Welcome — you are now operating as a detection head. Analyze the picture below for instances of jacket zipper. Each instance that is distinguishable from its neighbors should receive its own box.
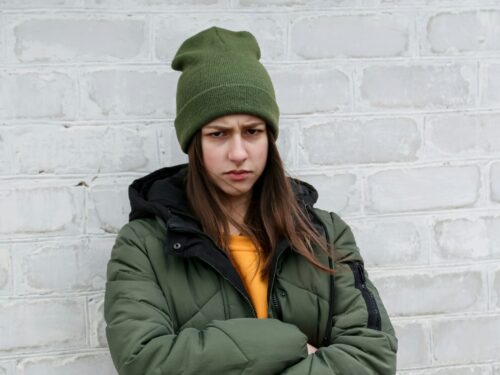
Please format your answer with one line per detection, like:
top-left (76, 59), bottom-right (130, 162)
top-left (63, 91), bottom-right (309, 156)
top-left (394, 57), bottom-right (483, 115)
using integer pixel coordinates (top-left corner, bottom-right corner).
top-left (347, 261), bottom-right (381, 331)
top-left (167, 225), bottom-right (258, 318)
top-left (270, 286), bottom-right (283, 320)
top-left (167, 216), bottom-right (290, 321)
top-left (268, 245), bottom-right (286, 320)
top-left (170, 224), bottom-right (285, 321)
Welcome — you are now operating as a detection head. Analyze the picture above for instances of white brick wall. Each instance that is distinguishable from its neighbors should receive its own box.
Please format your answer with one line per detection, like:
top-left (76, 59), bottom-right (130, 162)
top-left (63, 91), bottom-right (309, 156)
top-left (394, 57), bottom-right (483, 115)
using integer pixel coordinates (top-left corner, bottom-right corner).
top-left (1, 0), bottom-right (499, 373)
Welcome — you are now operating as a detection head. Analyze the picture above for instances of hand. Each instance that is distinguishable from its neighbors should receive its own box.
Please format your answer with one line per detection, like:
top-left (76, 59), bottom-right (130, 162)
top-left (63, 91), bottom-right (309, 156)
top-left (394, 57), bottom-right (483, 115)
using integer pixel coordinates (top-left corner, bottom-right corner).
top-left (306, 343), bottom-right (317, 355)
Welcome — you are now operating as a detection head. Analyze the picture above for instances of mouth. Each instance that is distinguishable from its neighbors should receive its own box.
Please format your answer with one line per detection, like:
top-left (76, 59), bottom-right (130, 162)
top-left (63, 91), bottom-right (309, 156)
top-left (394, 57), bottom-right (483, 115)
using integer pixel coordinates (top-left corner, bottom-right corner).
top-left (225, 170), bottom-right (251, 175)
top-left (224, 170), bottom-right (251, 181)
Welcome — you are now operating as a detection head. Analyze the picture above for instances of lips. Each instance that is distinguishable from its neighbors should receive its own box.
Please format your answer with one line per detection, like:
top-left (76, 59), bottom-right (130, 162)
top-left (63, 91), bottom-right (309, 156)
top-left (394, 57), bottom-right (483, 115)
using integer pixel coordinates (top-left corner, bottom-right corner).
top-left (225, 170), bottom-right (251, 181)
top-left (226, 170), bottom-right (250, 175)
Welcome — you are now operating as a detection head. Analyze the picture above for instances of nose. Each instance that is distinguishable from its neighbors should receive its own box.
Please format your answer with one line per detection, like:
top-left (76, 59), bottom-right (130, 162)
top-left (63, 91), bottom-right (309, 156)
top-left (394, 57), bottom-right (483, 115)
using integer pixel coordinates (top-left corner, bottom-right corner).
top-left (228, 135), bottom-right (248, 164)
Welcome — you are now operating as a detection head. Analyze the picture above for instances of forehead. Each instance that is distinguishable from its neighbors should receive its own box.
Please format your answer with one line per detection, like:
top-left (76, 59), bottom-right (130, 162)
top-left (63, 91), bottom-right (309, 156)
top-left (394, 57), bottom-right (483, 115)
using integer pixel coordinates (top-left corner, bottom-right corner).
top-left (204, 113), bottom-right (265, 127)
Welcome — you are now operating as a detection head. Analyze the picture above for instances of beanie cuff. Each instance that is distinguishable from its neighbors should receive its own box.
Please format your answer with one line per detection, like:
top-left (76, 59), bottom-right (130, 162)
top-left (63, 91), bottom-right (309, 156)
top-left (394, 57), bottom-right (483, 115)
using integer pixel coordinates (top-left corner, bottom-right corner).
top-left (175, 83), bottom-right (280, 153)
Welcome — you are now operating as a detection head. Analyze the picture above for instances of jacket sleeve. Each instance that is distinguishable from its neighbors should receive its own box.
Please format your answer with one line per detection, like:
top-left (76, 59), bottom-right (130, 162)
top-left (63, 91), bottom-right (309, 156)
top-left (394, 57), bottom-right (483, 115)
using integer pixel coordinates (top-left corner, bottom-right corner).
top-left (282, 212), bottom-right (398, 375)
top-left (104, 221), bottom-right (308, 375)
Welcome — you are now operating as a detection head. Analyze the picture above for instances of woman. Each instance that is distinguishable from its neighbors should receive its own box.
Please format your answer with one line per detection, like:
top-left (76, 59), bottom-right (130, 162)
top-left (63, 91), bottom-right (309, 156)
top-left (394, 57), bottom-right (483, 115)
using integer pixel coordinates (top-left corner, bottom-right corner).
top-left (104, 26), bottom-right (398, 374)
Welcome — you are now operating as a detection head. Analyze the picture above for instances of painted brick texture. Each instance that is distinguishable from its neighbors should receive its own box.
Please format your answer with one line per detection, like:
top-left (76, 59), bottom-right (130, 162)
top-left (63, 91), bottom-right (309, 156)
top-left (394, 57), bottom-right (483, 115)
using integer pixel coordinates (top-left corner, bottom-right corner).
top-left (1, 1), bottom-right (500, 374)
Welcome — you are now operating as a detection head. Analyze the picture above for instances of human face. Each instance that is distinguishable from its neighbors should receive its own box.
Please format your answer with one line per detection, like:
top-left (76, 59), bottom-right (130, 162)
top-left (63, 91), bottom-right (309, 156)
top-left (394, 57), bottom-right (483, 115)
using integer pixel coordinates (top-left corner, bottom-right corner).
top-left (201, 113), bottom-right (268, 205)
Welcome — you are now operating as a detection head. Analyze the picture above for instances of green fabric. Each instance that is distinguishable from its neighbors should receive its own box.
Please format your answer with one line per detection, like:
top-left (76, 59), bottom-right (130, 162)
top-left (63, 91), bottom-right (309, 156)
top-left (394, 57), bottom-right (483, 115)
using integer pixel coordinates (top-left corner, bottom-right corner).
top-left (171, 26), bottom-right (280, 153)
top-left (281, 212), bottom-right (398, 374)
top-left (104, 210), bottom-right (398, 374)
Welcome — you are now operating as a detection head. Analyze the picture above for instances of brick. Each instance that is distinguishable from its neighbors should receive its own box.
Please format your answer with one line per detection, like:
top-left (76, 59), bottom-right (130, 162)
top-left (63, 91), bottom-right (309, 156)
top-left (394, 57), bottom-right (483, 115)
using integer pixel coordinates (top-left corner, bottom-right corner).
top-left (18, 353), bottom-right (115, 375)
top-left (393, 321), bottom-right (430, 368)
top-left (87, 183), bottom-right (130, 234)
top-left (0, 298), bottom-right (86, 352)
top-left (366, 165), bottom-right (480, 213)
top-left (494, 267), bottom-right (500, 309)
top-left (291, 14), bottom-right (410, 59)
top-left (0, 363), bottom-right (10, 375)
top-left (0, 23), bottom-right (4, 63)
top-left (237, 0), bottom-right (319, 6)
top-left (424, 11), bottom-right (500, 54)
top-left (0, 74), bottom-right (8, 118)
top-left (235, 0), bottom-right (376, 6)
top-left (433, 216), bottom-right (500, 262)
top-left (10, 17), bottom-right (147, 62)
top-left (81, 69), bottom-right (176, 118)
top-left (6, 71), bottom-right (77, 119)
top-left (88, 294), bottom-right (107, 348)
top-left (159, 125), bottom-right (188, 166)
top-left (0, 247), bottom-right (12, 294)
top-left (87, 0), bottom-right (223, 7)
top-left (425, 113), bottom-right (500, 156)
top-left (0, 127), bottom-right (13, 174)
top-left (381, 0), bottom-right (479, 3)
top-left (491, 162), bottom-right (500, 203)
top-left (432, 315), bottom-right (500, 364)
top-left (0, 185), bottom-right (84, 235)
top-left (400, 365), bottom-right (491, 375)
top-left (294, 173), bottom-right (360, 215)
top-left (0, 0), bottom-right (84, 7)
top-left (275, 120), bottom-right (295, 169)
top-left (273, 66), bottom-right (351, 114)
top-left (482, 64), bottom-right (500, 107)
top-left (13, 238), bottom-right (112, 295)
top-left (155, 16), bottom-right (286, 61)
top-left (373, 270), bottom-right (485, 316)
top-left (6, 124), bottom-right (159, 174)
top-left (359, 63), bottom-right (475, 110)
top-left (351, 218), bottom-right (429, 267)
top-left (301, 117), bottom-right (420, 166)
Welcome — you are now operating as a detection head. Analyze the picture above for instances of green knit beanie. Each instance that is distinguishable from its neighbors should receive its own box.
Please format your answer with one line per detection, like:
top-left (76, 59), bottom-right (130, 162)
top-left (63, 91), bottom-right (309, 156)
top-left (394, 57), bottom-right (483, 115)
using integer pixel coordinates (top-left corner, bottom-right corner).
top-left (171, 26), bottom-right (280, 153)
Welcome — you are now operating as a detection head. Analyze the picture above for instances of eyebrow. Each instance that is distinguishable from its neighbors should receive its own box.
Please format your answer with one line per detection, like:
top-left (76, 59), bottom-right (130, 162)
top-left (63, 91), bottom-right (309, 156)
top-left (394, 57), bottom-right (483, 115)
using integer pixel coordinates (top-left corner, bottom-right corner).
top-left (204, 122), bottom-right (265, 129)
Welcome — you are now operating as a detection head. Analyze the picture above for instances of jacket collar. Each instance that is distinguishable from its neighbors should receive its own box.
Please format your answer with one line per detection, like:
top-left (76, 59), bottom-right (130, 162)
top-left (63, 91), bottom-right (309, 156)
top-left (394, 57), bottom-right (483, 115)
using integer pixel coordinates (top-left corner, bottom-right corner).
top-left (127, 162), bottom-right (324, 271)
top-left (127, 164), bottom-right (325, 315)
top-left (128, 163), bottom-right (320, 226)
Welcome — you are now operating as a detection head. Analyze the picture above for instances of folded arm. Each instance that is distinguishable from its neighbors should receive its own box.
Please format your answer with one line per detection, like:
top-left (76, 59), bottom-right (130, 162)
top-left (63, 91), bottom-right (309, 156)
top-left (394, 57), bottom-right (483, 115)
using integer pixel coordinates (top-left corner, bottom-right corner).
top-left (282, 212), bottom-right (398, 374)
top-left (104, 222), bottom-right (309, 375)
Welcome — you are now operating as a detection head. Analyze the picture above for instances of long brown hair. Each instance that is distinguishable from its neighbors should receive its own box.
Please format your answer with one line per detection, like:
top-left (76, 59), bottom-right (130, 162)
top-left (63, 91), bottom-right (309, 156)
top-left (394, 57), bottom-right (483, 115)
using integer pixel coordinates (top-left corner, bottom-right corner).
top-left (186, 127), bottom-right (334, 276)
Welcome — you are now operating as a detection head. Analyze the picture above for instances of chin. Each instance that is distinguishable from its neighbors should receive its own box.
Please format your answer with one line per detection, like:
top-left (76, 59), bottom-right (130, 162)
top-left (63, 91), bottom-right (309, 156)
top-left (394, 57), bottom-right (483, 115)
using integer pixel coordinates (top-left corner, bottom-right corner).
top-left (224, 189), bottom-right (251, 198)
top-left (220, 185), bottom-right (252, 198)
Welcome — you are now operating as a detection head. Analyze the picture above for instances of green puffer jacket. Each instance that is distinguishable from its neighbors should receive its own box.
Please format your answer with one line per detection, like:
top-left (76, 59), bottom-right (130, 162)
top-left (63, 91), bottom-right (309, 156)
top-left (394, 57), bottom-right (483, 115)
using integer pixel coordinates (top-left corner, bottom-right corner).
top-left (104, 164), bottom-right (398, 375)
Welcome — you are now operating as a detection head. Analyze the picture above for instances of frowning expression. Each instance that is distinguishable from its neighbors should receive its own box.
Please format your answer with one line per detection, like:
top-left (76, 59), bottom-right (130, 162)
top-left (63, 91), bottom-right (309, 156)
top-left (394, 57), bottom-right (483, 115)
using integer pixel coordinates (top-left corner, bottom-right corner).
top-left (201, 113), bottom-right (268, 203)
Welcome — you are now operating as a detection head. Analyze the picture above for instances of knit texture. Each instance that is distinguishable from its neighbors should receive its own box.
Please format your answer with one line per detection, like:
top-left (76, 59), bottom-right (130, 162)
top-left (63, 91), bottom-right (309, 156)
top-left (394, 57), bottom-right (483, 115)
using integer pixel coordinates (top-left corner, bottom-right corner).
top-left (171, 26), bottom-right (280, 153)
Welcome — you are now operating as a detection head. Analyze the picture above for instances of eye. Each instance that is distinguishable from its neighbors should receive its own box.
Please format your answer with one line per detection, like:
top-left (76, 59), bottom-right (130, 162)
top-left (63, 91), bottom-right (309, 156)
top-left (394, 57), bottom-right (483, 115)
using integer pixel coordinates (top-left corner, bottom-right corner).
top-left (208, 131), bottom-right (224, 138)
top-left (245, 128), bottom-right (262, 136)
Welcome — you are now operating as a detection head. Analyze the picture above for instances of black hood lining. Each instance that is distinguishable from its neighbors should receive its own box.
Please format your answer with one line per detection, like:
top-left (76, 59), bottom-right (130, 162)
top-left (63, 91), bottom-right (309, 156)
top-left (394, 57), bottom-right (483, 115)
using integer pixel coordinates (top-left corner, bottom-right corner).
top-left (128, 163), bottom-right (319, 223)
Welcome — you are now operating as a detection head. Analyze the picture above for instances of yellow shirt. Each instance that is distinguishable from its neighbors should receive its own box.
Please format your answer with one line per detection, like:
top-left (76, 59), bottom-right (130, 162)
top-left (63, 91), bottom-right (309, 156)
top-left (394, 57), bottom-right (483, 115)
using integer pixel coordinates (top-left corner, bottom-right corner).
top-left (228, 235), bottom-right (268, 319)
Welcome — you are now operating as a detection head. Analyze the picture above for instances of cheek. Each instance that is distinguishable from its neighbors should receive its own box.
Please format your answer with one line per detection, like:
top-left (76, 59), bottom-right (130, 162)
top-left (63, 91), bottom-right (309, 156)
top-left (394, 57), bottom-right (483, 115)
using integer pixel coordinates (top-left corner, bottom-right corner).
top-left (258, 140), bottom-right (269, 168)
top-left (201, 144), bottom-right (219, 174)
top-left (260, 149), bottom-right (268, 168)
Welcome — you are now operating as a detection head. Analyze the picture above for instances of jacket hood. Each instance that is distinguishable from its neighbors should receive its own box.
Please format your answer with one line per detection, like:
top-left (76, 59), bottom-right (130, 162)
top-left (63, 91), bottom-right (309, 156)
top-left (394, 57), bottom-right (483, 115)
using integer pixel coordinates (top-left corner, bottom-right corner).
top-left (128, 163), bottom-right (319, 222)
